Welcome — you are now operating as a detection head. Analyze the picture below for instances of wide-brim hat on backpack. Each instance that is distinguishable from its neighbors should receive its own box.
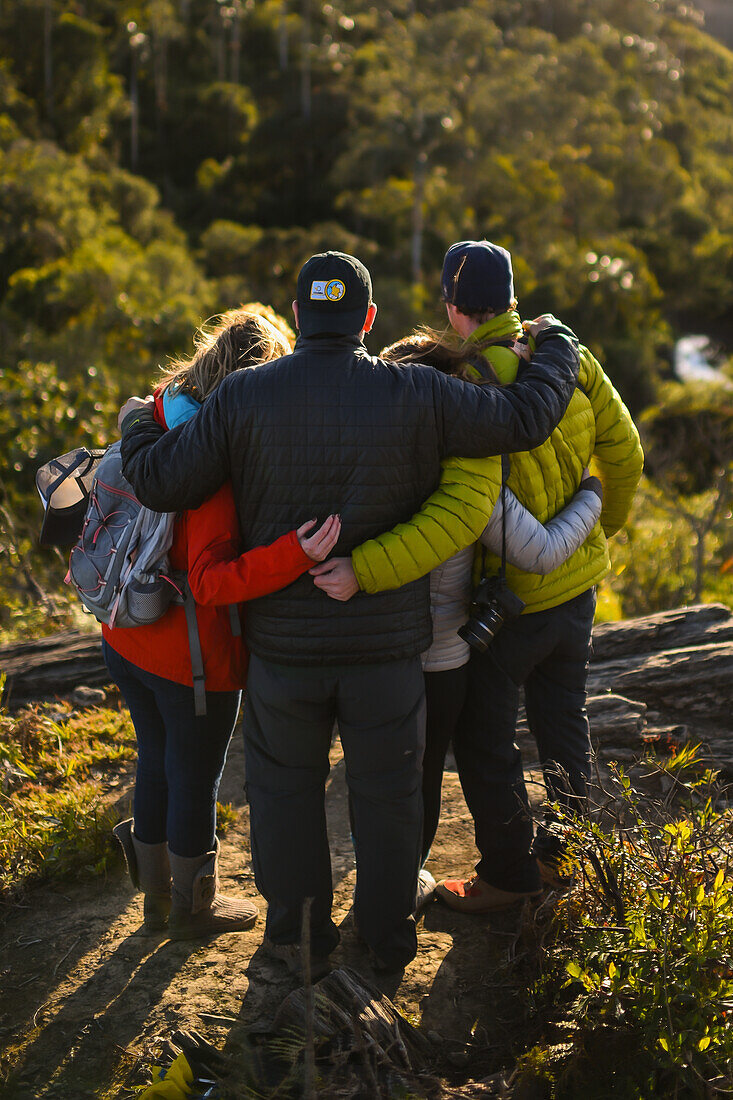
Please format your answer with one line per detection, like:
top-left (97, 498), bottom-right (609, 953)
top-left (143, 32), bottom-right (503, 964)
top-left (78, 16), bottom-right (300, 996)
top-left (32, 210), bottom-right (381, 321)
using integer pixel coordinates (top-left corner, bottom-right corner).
top-left (36, 446), bottom-right (105, 547)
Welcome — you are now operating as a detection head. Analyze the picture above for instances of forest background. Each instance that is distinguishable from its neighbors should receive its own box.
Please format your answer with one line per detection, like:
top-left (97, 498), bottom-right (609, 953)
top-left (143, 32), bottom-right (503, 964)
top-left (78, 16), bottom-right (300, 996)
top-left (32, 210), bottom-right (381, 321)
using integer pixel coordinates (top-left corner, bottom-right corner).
top-left (0, 0), bottom-right (732, 640)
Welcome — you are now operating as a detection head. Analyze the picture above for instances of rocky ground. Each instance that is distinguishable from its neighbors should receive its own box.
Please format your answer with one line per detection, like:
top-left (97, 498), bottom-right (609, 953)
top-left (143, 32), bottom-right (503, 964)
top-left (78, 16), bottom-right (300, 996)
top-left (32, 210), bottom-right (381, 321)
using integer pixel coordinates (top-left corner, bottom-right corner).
top-left (0, 722), bottom-right (549, 1099)
top-left (2, 603), bottom-right (732, 1098)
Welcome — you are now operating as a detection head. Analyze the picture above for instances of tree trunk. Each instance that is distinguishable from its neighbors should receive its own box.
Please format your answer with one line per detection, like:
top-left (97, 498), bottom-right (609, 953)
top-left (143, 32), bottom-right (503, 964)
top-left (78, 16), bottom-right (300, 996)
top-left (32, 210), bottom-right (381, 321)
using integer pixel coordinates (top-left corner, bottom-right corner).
top-left (130, 50), bottom-right (139, 170)
top-left (300, 0), bottom-right (311, 120)
top-left (411, 152), bottom-right (426, 289)
top-left (279, 0), bottom-right (289, 70)
top-left (231, 11), bottom-right (241, 84)
top-left (44, 0), bottom-right (54, 125)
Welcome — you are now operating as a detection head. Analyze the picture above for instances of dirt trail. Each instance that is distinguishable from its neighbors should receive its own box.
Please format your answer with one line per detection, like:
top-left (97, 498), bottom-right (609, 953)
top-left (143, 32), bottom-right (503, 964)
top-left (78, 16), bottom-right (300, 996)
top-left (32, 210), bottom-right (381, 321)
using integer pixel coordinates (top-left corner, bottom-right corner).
top-left (0, 725), bottom-right (546, 1099)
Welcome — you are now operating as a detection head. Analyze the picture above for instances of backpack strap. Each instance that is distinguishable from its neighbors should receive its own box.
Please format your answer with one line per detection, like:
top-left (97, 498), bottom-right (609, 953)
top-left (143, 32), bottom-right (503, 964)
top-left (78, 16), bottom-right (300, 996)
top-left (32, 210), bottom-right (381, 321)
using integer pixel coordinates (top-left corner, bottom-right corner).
top-left (229, 604), bottom-right (242, 638)
top-left (179, 578), bottom-right (207, 717)
top-left (171, 574), bottom-right (242, 716)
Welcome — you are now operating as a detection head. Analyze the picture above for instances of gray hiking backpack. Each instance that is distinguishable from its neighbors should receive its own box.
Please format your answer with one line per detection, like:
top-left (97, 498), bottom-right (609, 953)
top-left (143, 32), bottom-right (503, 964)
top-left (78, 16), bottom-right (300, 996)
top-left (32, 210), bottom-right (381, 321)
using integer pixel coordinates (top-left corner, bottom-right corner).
top-left (67, 440), bottom-right (178, 630)
top-left (39, 438), bottom-right (241, 716)
top-left (65, 441), bottom-right (230, 716)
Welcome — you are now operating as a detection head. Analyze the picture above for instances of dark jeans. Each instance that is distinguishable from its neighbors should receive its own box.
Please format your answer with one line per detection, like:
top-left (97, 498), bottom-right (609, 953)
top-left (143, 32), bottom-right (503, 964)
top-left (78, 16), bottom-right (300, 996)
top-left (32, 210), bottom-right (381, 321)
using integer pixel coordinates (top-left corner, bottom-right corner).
top-left (103, 641), bottom-right (241, 857)
top-left (453, 588), bottom-right (596, 893)
top-left (422, 666), bottom-right (468, 864)
top-left (242, 654), bottom-right (425, 969)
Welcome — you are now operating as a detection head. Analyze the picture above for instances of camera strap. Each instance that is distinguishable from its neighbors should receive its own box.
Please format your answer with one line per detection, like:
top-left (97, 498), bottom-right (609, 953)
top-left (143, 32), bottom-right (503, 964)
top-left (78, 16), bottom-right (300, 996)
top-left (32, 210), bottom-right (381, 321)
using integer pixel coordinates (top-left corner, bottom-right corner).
top-left (499, 453), bottom-right (510, 580)
top-left (480, 453), bottom-right (511, 581)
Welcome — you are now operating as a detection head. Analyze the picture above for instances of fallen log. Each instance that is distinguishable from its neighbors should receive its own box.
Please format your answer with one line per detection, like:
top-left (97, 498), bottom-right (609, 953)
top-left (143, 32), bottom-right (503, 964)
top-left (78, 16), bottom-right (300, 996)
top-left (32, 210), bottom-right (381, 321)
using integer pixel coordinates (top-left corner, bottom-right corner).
top-left (0, 605), bottom-right (731, 734)
top-left (586, 641), bottom-right (733, 723)
top-left (590, 603), bottom-right (733, 661)
top-left (0, 630), bottom-right (106, 707)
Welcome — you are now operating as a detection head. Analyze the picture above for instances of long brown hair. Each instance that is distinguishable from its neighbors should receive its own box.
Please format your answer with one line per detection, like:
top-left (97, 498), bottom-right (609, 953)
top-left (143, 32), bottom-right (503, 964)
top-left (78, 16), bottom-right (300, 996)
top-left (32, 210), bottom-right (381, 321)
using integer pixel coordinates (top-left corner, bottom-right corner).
top-left (159, 307), bottom-right (293, 401)
top-left (380, 326), bottom-right (499, 384)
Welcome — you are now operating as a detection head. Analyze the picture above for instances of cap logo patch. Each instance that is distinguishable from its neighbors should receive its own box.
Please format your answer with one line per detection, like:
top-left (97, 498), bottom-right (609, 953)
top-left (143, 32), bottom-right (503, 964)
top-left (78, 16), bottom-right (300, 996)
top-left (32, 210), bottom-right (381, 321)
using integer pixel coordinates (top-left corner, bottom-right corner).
top-left (326, 279), bottom-right (346, 301)
top-left (310, 278), bottom-right (346, 302)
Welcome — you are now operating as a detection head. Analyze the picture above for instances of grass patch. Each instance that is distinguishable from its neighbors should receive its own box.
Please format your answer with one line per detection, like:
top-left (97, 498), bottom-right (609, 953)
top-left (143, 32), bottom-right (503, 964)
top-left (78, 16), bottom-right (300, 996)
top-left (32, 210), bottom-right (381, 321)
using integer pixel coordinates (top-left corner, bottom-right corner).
top-left (216, 800), bottom-right (238, 837)
top-left (0, 691), bottom-right (136, 899)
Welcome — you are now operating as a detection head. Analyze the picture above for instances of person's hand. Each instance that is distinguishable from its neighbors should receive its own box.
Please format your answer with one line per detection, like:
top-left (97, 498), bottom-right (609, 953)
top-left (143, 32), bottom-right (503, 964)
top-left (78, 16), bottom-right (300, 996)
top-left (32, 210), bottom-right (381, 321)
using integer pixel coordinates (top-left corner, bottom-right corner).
top-left (579, 465), bottom-right (603, 499)
top-left (510, 335), bottom-right (531, 362)
top-left (118, 395), bottom-right (154, 433)
top-left (522, 314), bottom-right (563, 339)
top-left (309, 557), bottom-right (360, 601)
top-left (297, 514), bottom-right (341, 561)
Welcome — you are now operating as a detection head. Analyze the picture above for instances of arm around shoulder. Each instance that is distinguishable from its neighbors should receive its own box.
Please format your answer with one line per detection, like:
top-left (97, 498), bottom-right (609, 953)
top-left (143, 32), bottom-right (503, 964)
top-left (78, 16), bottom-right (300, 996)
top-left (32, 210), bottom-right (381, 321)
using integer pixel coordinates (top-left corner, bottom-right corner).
top-left (437, 325), bottom-right (580, 459)
top-left (120, 382), bottom-right (233, 513)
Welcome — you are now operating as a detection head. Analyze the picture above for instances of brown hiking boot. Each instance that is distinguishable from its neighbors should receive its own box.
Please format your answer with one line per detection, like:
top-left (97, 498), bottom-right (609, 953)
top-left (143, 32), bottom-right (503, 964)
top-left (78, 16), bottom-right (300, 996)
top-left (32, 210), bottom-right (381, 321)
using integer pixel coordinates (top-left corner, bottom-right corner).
top-left (168, 839), bottom-right (258, 940)
top-left (113, 818), bottom-right (171, 933)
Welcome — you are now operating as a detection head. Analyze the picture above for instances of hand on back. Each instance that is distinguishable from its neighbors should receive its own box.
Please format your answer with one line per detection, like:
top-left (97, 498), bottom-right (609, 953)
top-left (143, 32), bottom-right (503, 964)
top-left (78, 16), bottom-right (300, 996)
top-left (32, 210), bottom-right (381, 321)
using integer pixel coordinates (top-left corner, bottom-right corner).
top-left (309, 557), bottom-right (359, 601)
top-left (297, 514), bottom-right (341, 561)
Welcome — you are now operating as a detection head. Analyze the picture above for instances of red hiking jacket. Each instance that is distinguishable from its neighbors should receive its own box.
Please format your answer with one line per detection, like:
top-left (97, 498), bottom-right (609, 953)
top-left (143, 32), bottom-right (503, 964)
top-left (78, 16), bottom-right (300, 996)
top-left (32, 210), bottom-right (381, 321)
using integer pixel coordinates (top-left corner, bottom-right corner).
top-left (101, 392), bottom-right (312, 689)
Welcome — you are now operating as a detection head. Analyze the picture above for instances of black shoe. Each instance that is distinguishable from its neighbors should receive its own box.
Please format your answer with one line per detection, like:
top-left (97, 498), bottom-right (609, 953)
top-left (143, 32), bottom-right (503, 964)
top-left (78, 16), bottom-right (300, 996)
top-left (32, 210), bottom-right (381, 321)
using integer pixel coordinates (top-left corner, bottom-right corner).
top-left (263, 938), bottom-right (332, 981)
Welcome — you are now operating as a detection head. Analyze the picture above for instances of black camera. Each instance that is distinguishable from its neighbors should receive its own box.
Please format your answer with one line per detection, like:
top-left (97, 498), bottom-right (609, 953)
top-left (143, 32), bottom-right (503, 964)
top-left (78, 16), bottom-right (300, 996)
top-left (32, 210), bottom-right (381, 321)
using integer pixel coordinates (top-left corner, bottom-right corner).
top-left (458, 575), bottom-right (525, 653)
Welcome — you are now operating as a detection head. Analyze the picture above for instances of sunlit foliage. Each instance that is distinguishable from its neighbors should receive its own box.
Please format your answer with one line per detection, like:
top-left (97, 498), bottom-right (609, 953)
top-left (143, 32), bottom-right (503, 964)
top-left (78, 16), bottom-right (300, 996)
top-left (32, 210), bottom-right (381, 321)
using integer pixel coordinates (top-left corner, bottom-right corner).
top-left (0, 0), bottom-right (731, 632)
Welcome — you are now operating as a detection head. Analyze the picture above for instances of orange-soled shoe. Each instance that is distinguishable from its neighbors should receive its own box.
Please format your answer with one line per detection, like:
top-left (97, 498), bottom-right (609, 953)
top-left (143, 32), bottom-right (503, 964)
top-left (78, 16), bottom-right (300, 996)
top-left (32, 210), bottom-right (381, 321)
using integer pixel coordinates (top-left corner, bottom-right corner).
top-left (435, 875), bottom-right (541, 913)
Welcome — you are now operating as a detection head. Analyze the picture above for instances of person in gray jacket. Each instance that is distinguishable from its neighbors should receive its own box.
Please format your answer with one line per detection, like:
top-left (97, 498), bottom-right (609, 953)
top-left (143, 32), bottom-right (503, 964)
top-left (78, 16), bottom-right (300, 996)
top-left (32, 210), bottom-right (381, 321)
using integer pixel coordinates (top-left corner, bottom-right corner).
top-left (117, 251), bottom-right (579, 978)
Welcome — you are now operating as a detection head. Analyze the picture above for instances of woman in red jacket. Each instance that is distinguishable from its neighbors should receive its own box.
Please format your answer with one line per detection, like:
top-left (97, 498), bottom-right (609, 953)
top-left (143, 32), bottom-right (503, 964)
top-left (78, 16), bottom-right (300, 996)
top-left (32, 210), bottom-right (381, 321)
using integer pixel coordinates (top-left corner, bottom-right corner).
top-left (108, 309), bottom-right (339, 940)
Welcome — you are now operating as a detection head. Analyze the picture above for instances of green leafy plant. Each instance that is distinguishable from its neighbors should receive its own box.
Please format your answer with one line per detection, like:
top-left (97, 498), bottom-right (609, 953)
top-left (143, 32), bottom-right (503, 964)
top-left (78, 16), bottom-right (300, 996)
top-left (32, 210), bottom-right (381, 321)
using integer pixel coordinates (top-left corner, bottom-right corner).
top-left (526, 746), bottom-right (733, 1096)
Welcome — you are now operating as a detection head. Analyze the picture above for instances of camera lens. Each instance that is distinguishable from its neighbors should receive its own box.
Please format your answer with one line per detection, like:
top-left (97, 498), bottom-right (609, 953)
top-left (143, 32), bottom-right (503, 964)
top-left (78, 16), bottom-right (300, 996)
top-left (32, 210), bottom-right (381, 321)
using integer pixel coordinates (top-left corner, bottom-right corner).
top-left (458, 605), bottom-right (505, 652)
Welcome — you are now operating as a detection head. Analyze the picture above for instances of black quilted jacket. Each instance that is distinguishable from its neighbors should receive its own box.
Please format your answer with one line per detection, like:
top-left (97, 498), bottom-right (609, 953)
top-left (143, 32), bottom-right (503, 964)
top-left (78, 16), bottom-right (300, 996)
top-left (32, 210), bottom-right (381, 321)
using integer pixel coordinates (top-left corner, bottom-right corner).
top-left (121, 328), bottom-right (579, 665)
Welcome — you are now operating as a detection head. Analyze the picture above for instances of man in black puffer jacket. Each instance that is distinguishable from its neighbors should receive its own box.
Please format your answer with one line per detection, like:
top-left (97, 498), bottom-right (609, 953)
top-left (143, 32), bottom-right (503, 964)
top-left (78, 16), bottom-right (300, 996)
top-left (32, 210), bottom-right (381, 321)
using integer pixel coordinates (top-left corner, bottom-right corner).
top-left (119, 251), bottom-right (579, 976)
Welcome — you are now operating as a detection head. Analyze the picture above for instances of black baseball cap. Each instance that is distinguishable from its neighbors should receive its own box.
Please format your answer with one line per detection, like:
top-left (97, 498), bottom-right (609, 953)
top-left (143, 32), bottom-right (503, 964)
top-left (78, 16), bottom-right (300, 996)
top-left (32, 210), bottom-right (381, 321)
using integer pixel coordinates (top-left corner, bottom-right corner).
top-left (296, 251), bottom-right (372, 337)
top-left (441, 240), bottom-right (514, 314)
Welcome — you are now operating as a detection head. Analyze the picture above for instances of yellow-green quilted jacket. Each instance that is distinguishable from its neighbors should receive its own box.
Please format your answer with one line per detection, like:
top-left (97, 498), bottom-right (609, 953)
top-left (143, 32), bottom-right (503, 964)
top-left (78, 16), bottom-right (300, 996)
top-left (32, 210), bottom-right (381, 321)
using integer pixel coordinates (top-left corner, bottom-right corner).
top-left (351, 310), bottom-right (643, 613)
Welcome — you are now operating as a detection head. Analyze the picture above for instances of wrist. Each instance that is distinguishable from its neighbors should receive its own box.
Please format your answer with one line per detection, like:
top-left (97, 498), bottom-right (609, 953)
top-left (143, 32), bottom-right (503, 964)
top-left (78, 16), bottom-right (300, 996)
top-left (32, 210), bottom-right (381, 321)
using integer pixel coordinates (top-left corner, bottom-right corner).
top-left (579, 475), bottom-right (603, 499)
top-left (348, 551), bottom-right (368, 593)
top-left (120, 406), bottom-right (155, 436)
top-left (534, 323), bottom-right (579, 347)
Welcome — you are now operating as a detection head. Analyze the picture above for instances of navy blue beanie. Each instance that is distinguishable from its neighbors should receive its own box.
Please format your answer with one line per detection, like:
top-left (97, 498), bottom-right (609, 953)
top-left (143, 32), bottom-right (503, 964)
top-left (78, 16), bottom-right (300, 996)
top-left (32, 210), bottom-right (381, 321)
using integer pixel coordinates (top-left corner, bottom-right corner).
top-left (441, 240), bottom-right (514, 314)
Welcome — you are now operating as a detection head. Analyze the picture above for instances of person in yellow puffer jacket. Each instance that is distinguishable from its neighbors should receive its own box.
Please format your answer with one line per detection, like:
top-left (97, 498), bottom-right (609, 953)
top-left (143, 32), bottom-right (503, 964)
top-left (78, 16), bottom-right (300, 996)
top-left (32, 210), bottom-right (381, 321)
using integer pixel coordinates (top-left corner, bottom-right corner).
top-left (312, 240), bottom-right (643, 913)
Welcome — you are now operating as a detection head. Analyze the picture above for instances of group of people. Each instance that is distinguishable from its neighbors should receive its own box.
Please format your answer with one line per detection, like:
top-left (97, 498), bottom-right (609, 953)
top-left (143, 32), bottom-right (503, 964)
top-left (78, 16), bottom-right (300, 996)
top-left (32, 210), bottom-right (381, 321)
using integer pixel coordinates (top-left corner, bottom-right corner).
top-left (108, 239), bottom-right (643, 978)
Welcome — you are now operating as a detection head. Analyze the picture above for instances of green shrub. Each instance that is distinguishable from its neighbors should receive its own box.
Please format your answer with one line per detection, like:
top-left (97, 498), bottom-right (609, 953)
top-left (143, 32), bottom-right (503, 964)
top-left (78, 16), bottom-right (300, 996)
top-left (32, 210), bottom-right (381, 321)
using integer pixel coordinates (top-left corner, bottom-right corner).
top-left (528, 746), bottom-right (733, 1097)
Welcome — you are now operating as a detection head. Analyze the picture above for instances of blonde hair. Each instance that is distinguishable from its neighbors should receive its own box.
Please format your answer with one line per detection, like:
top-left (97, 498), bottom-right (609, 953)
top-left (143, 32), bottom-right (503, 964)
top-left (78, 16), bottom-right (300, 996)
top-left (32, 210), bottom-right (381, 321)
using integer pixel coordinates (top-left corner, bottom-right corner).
top-left (381, 326), bottom-right (498, 384)
top-left (159, 307), bottom-right (293, 401)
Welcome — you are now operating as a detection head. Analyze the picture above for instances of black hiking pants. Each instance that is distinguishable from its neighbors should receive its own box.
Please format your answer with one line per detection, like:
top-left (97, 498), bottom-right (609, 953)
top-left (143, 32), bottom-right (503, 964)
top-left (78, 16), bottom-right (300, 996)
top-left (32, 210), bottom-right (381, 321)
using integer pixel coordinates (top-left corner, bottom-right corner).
top-left (454, 587), bottom-right (596, 894)
top-left (242, 654), bottom-right (425, 970)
